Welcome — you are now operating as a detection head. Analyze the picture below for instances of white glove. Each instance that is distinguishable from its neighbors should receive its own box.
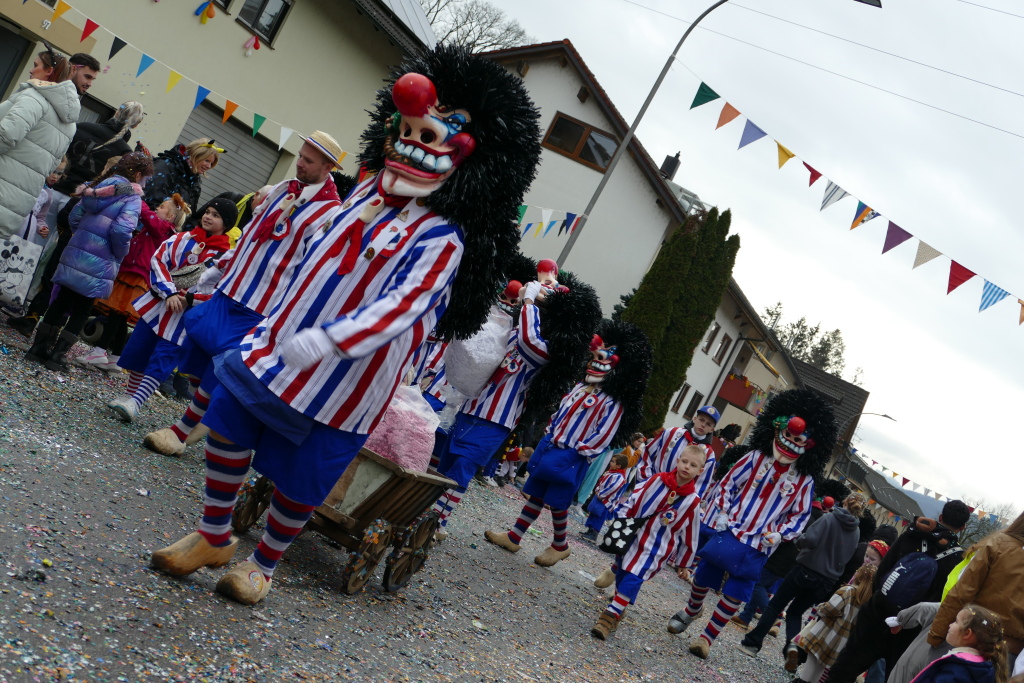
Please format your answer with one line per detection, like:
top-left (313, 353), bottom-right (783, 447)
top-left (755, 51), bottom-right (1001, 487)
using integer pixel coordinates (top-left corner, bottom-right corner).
top-left (523, 281), bottom-right (542, 303)
top-left (280, 327), bottom-right (337, 371)
top-left (761, 532), bottom-right (782, 548)
top-left (714, 513), bottom-right (729, 531)
top-left (195, 265), bottom-right (223, 295)
top-left (885, 617), bottom-right (901, 628)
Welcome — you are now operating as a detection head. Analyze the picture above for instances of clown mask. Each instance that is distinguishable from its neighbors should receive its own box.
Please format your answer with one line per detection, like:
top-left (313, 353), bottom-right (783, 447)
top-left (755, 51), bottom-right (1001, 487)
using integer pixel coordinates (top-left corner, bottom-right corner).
top-left (772, 415), bottom-right (815, 465)
top-left (586, 335), bottom-right (619, 384)
top-left (497, 280), bottom-right (522, 316)
top-left (381, 73), bottom-right (476, 197)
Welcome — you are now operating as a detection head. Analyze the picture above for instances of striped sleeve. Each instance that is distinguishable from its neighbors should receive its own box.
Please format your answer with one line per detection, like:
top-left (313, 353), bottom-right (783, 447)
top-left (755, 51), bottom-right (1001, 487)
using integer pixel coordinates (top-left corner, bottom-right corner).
top-left (594, 472), bottom-right (625, 506)
top-left (716, 450), bottom-right (756, 515)
top-left (673, 499), bottom-right (702, 569)
top-left (515, 302), bottom-right (549, 365)
top-left (770, 477), bottom-right (814, 540)
top-left (578, 399), bottom-right (622, 457)
top-left (694, 448), bottom-right (717, 499)
top-left (637, 429), bottom-right (671, 480)
top-left (149, 233), bottom-right (188, 299)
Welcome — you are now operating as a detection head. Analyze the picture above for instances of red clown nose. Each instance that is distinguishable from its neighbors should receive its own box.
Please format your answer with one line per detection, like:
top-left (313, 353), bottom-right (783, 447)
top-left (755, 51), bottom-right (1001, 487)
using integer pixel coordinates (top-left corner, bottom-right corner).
top-left (823, 496), bottom-right (835, 509)
top-left (392, 73), bottom-right (437, 117)
top-left (787, 416), bottom-right (806, 436)
top-left (503, 280), bottom-right (522, 299)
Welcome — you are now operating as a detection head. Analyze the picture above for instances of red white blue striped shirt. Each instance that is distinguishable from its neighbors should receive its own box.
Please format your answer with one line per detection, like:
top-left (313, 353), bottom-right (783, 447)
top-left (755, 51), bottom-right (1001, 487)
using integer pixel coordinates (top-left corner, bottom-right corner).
top-left (133, 231), bottom-right (229, 344)
top-left (637, 427), bottom-right (717, 498)
top-left (239, 180), bottom-right (463, 433)
top-left (215, 178), bottom-right (341, 315)
top-left (461, 303), bottom-right (548, 429)
top-left (410, 334), bottom-right (446, 386)
top-left (707, 449), bottom-right (814, 552)
top-left (615, 476), bottom-right (701, 581)
top-left (594, 470), bottom-right (628, 508)
top-left (546, 383), bottom-right (623, 457)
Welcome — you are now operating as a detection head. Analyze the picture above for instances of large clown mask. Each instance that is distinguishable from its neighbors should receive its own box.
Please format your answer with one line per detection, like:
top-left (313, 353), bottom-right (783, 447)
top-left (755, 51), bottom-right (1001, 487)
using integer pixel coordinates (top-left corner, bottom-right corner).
top-left (382, 73), bottom-right (476, 197)
top-left (585, 335), bottom-right (619, 384)
top-left (497, 280), bottom-right (522, 317)
top-left (772, 415), bottom-right (815, 465)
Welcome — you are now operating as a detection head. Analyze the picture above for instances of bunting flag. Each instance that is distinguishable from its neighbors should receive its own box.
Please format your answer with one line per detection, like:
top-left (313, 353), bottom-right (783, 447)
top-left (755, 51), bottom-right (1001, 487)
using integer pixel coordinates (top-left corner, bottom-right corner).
top-left (108, 36), bottom-right (128, 60)
top-left (912, 241), bottom-right (941, 269)
top-left (738, 120), bottom-right (767, 149)
top-left (136, 54), bottom-right (155, 77)
top-left (222, 101), bottom-right (239, 124)
top-left (521, 222), bottom-right (533, 237)
top-left (924, 488), bottom-right (931, 496)
top-left (560, 211), bottom-right (577, 236)
top-left (517, 204), bottom-right (528, 226)
top-left (934, 491), bottom-right (942, 500)
top-left (690, 82), bottom-right (720, 109)
top-left (533, 221), bottom-right (544, 238)
top-left (892, 471), bottom-right (899, 478)
top-left (804, 163), bottom-right (822, 186)
top-left (81, 18), bottom-right (99, 42)
top-left (542, 220), bottom-right (558, 237)
top-left (777, 143), bottom-right (795, 169)
top-left (821, 182), bottom-right (849, 211)
top-left (947, 261), bottom-right (976, 294)
top-left (850, 201), bottom-right (879, 230)
top-left (51, 0), bottom-right (72, 22)
top-left (911, 482), bottom-right (919, 492)
top-left (277, 126), bottom-right (293, 150)
top-left (979, 280), bottom-right (1010, 312)
top-left (881, 222), bottom-right (912, 254)
top-left (871, 459), bottom-right (877, 466)
top-left (193, 85), bottom-right (211, 109)
top-left (166, 70), bottom-right (183, 93)
top-left (716, 103), bottom-right (741, 129)
top-left (539, 208), bottom-right (553, 237)
top-left (570, 215), bottom-right (584, 234)
top-left (252, 113), bottom-right (267, 137)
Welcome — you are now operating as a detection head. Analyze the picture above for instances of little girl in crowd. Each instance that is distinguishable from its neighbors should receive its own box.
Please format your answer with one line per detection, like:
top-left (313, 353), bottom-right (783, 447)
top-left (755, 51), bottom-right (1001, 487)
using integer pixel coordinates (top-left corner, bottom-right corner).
top-left (910, 604), bottom-right (1008, 683)
top-left (581, 452), bottom-right (630, 542)
top-left (21, 156), bottom-right (66, 247)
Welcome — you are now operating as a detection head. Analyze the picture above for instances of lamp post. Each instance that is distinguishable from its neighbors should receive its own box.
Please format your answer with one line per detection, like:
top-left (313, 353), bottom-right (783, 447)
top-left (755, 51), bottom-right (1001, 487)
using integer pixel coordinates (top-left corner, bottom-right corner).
top-left (557, 0), bottom-right (883, 266)
top-left (829, 410), bottom-right (896, 479)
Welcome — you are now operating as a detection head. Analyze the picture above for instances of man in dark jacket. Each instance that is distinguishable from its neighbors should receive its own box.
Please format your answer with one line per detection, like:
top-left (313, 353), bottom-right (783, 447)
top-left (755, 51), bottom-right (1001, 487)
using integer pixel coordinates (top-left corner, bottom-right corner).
top-left (825, 500), bottom-right (971, 683)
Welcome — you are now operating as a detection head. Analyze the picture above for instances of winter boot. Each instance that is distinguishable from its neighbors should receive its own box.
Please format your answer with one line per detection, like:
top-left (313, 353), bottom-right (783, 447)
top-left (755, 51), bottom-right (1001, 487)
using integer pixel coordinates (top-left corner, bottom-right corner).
top-left (25, 322), bottom-right (58, 363)
top-left (591, 611), bottom-right (620, 640)
top-left (150, 532), bottom-right (238, 576)
top-left (44, 330), bottom-right (79, 372)
top-left (8, 313), bottom-right (39, 337)
top-left (216, 561), bottom-right (273, 606)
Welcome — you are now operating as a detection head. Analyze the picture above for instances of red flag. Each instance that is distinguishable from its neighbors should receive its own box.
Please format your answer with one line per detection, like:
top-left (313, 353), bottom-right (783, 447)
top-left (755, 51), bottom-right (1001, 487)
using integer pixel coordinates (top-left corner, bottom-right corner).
top-left (947, 261), bottom-right (976, 294)
top-left (803, 162), bottom-right (822, 186)
top-left (81, 19), bottom-right (100, 42)
top-left (901, 477), bottom-right (909, 487)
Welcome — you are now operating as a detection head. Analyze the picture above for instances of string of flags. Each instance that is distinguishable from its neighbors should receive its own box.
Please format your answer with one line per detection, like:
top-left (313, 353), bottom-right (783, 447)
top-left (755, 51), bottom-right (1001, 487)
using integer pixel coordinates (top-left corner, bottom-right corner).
top-left (38, 0), bottom-right (322, 156)
top-left (689, 80), bottom-right (1023, 324)
top-left (517, 204), bottom-right (585, 238)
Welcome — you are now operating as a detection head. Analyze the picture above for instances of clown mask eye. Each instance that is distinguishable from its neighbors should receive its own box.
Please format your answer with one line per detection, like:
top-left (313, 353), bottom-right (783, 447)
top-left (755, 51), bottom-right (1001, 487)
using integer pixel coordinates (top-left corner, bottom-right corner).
top-left (443, 112), bottom-right (467, 135)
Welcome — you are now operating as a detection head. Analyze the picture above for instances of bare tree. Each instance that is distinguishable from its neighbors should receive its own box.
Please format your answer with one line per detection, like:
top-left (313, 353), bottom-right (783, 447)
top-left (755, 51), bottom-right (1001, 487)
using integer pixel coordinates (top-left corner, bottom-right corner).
top-left (762, 303), bottom-right (847, 377)
top-left (958, 499), bottom-right (1018, 548)
top-left (419, 0), bottom-right (533, 52)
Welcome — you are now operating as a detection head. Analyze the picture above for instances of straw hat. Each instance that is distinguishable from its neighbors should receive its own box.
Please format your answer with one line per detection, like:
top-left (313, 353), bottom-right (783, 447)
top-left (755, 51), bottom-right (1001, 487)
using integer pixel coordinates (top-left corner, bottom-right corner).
top-left (299, 130), bottom-right (345, 167)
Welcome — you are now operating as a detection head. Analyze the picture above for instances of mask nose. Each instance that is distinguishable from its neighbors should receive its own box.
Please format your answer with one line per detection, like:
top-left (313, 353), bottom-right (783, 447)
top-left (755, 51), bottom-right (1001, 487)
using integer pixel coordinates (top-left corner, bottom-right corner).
top-left (400, 117), bottom-right (446, 146)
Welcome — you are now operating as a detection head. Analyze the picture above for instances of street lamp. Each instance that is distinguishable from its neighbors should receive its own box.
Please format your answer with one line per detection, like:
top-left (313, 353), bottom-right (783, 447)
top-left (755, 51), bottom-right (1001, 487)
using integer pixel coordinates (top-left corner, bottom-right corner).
top-left (859, 412), bottom-right (896, 422)
top-left (557, 0), bottom-right (882, 266)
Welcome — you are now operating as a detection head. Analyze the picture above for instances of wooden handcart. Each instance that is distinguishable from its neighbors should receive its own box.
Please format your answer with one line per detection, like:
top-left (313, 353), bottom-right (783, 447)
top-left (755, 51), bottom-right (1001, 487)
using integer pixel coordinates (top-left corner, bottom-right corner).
top-left (231, 447), bottom-right (456, 594)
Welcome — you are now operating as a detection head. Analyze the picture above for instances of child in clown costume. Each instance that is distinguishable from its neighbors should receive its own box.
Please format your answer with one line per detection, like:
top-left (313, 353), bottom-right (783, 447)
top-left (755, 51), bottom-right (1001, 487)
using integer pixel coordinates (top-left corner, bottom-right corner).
top-left (637, 405), bottom-right (720, 497)
top-left (147, 45), bottom-right (543, 605)
top-left (484, 320), bottom-right (652, 567)
top-left (666, 388), bottom-right (838, 660)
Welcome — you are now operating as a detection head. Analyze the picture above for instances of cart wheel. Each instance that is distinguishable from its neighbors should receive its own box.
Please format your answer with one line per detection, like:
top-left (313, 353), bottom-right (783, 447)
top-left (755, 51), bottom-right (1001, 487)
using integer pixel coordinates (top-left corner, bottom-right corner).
top-left (382, 513), bottom-right (438, 593)
top-left (382, 551), bottom-right (422, 592)
top-left (232, 476), bottom-right (274, 534)
top-left (409, 512), bottom-right (439, 554)
top-left (342, 519), bottom-right (393, 595)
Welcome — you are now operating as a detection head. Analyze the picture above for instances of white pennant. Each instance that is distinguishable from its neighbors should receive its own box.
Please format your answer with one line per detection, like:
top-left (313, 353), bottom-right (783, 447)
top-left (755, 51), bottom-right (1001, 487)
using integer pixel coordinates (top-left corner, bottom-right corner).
top-left (821, 182), bottom-right (849, 211)
top-left (540, 208), bottom-right (553, 234)
top-left (278, 126), bottom-right (293, 150)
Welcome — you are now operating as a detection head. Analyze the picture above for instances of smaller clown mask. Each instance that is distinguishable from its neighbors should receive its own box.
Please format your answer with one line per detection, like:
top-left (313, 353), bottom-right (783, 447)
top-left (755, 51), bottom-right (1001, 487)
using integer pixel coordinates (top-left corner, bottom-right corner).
top-left (772, 415), bottom-right (816, 464)
top-left (585, 334), bottom-right (619, 384)
top-left (382, 73), bottom-right (476, 198)
top-left (497, 280), bottom-right (522, 316)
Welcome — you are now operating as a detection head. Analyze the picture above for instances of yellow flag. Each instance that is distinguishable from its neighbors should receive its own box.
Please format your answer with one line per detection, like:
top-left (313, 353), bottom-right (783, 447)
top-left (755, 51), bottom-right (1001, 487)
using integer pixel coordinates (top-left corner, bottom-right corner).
top-left (52, 0), bottom-right (72, 22)
top-left (166, 71), bottom-right (184, 93)
top-left (777, 142), bottom-right (795, 168)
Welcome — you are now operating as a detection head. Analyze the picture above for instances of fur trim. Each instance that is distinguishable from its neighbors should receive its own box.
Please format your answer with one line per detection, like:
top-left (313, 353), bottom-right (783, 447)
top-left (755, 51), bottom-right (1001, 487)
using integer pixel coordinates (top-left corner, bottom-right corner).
top-left (747, 389), bottom-right (838, 479)
top-left (358, 44), bottom-right (542, 341)
top-left (594, 319), bottom-right (653, 447)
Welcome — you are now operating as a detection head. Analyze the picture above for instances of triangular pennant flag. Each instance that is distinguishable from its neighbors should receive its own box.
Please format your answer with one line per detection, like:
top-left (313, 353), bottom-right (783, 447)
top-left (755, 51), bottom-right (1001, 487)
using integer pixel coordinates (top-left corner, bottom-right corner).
top-left (539, 208), bottom-right (553, 238)
top-left (136, 54), bottom-right (156, 77)
top-left (716, 103), bottom-right (741, 129)
top-left (533, 221), bottom-right (544, 238)
top-left (109, 37), bottom-right (128, 60)
top-left (934, 491), bottom-right (942, 500)
top-left (520, 222), bottom-right (533, 236)
top-left (912, 241), bottom-right (941, 269)
top-left (193, 85), bottom-right (211, 109)
top-left (968, 505), bottom-right (976, 513)
top-left (51, 0), bottom-right (71, 22)
top-left (912, 482), bottom-right (919, 492)
top-left (570, 215), bottom-right (583, 234)
top-left (776, 142), bottom-right (795, 168)
top-left (947, 261), bottom-right (976, 294)
top-left (821, 182), bottom-right (849, 211)
top-left (892, 471), bottom-right (899, 478)
top-left (166, 70), bottom-right (183, 93)
top-left (690, 82), bottom-right (720, 109)
top-left (560, 211), bottom-right (576, 236)
top-left (81, 19), bottom-right (100, 42)
top-left (517, 204), bottom-right (528, 226)
top-left (804, 162), bottom-right (822, 186)
top-left (738, 120), bottom-right (767, 149)
top-left (222, 101), bottom-right (239, 124)
top-left (277, 126), bottom-right (293, 150)
top-left (980, 280), bottom-right (1010, 312)
top-left (882, 222), bottom-right (912, 254)
top-left (543, 220), bottom-right (558, 237)
top-left (1018, 300), bottom-right (1024, 326)
top-left (252, 113), bottom-right (267, 137)
top-left (977, 509), bottom-right (985, 518)
top-left (850, 201), bottom-right (879, 230)
top-left (901, 477), bottom-right (909, 487)
top-left (871, 459), bottom-right (877, 466)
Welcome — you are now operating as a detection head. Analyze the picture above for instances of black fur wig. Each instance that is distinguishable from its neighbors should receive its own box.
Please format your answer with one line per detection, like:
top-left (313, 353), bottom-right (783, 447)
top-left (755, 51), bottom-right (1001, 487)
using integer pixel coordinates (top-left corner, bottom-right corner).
top-left (748, 389), bottom-right (838, 480)
top-left (520, 271), bottom-right (602, 428)
top-left (358, 44), bottom-right (542, 341)
top-left (815, 478), bottom-right (851, 504)
top-left (596, 320), bottom-right (653, 448)
top-left (504, 251), bottom-right (538, 290)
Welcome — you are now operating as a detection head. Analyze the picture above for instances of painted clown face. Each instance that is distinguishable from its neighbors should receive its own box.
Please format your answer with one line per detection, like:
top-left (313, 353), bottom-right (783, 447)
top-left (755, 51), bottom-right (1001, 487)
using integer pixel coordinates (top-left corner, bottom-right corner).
top-left (772, 415), bottom-right (815, 464)
top-left (586, 335), bottom-right (619, 384)
top-left (497, 280), bottom-right (522, 316)
top-left (381, 73), bottom-right (476, 197)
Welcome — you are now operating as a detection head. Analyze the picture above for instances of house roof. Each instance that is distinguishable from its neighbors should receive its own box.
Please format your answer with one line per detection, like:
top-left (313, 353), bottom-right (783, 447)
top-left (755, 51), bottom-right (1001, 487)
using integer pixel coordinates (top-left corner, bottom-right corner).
top-left (726, 278), bottom-right (804, 386)
top-left (792, 357), bottom-right (869, 440)
top-left (844, 454), bottom-right (924, 520)
top-left (482, 39), bottom-right (688, 224)
top-left (351, 0), bottom-right (437, 54)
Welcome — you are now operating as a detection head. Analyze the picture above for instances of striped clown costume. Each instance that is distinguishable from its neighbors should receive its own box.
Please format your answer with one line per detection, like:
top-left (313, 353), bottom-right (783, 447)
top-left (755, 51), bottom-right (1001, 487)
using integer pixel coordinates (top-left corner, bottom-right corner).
top-left (638, 427), bottom-right (717, 499)
top-left (584, 468), bottom-right (629, 533)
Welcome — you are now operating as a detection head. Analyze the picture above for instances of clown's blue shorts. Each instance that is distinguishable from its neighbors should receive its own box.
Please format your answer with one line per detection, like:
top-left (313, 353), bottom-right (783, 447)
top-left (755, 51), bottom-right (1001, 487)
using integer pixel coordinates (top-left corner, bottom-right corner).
top-left (178, 291), bottom-right (263, 392)
top-left (118, 320), bottom-right (181, 381)
top-left (692, 530), bottom-right (769, 602)
top-left (522, 436), bottom-right (589, 511)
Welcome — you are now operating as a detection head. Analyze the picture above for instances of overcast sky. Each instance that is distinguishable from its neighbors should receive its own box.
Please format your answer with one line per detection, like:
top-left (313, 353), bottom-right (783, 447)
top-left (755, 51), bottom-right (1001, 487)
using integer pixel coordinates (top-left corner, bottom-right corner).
top-left (495, 0), bottom-right (1023, 514)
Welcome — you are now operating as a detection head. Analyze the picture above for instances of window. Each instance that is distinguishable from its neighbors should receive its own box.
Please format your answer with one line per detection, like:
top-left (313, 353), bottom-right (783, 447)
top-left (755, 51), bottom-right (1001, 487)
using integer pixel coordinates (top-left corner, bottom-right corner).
top-left (670, 383), bottom-right (691, 414)
top-left (78, 94), bottom-right (115, 125)
top-left (212, 0), bottom-right (233, 9)
top-left (712, 334), bottom-right (733, 365)
top-left (237, 0), bottom-right (293, 42)
top-left (542, 112), bottom-right (619, 172)
top-left (701, 322), bottom-right (721, 354)
top-left (683, 391), bottom-right (705, 420)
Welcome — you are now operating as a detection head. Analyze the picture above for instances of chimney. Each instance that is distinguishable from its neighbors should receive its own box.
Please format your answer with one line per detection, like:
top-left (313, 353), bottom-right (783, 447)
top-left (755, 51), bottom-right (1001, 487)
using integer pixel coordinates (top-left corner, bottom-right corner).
top-left (660, 151), bottom-right (680, 181)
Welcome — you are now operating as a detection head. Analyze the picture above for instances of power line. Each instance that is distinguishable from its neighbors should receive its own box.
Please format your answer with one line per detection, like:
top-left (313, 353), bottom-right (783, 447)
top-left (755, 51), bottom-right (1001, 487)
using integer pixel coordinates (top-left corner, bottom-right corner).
top-left (952, 0), bottom-right (1024, 20)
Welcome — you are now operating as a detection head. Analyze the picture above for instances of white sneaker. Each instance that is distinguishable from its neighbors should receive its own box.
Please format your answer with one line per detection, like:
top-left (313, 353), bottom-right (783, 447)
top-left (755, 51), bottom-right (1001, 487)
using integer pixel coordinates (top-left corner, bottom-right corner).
top-left (484, 477), bottom-right (498, 487)
top-left (77, 347), bottom-right (108, 365)
top-left (107, 396), bottom-right (140, 423)
top-left (94, 355), bottom-right (122, 373)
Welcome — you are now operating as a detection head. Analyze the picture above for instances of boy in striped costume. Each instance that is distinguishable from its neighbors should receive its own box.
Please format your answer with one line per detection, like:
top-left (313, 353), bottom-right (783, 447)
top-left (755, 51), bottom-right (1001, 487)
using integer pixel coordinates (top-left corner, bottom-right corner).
top-left (485, 320), bottom-right (652, 568)
top-left (665, 389), bottom-right (838, 660)
top-left (106, 198), bottom-right (234, 422)
top-left (638, 406), bottom-right (720, 497)
top-left (141, 132), bottom-right (345, 456)
top-left (581, 451), bottom-right (630, 542)
top-left (148, 45), bottom-right (543, 605)
top-left (591, 444), bottom-right (706, 639)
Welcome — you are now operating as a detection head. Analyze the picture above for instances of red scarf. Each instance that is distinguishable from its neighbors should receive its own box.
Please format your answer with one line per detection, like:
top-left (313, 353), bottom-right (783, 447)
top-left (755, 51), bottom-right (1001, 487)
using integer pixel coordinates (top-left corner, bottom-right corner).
top-left (655, 471), bottom-right (697, 498)
top-left (188, 227), bottom-right (231, 254)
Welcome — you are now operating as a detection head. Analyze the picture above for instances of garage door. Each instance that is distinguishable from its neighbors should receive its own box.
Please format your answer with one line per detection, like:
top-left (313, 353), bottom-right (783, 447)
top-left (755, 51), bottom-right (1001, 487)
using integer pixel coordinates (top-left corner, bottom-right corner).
top-left (175, 102), bottom-right (281, 206)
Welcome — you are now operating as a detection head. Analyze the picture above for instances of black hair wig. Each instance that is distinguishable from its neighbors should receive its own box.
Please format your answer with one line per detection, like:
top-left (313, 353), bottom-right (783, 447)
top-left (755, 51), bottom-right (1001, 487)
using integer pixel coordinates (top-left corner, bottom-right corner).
top-left (504, 251), bottom-right (538, 289)
top-left (330, 171), bottom-right (359, 201)
top-left (713, 444), bottom-right (752, 481)
top-left (521, 271), bottom-right (602, 428)
top-left (595, 319), bottom-right (653, 447)
top-left (748, 389), bottom-right (838, 479)
top-left (815, 478), bottom-right (852, 504)
top-left (358, 44), bottom-right (542, 341)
